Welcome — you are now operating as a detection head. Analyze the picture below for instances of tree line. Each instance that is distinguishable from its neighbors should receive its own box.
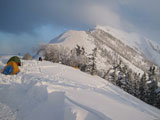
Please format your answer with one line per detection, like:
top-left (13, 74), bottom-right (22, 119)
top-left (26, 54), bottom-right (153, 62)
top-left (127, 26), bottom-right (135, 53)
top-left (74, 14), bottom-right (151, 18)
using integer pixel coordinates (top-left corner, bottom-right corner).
top-left (108, 62), bottom-right (160, 108)
top-left (40, 44), bottom-right (160, 109)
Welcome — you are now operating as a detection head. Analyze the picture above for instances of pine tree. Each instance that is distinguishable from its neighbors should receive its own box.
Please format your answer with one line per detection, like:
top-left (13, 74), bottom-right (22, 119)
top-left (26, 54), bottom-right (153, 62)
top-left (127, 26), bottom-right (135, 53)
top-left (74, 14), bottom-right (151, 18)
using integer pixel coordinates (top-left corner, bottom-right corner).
top-left (131, 73), bottom-right (137, 96)
top-left (92, 48), bottom-right (97, 75)
top-left (108, 70), bottom-right (117, 85)
top-left (87, 48), bottom-right (97, 75)
top-left (75, 45), bottom-right (82, 56)
top-left (126, 70), bottom-right (134, 94)
top-left (70, 45), bottom-right (89, 71)
top-left (138, 73), bottom-right (147, 101)
top-left (132, 73), bottom-right (140, 97)
top-left (107, 62), bottom-right (160, 109)
top-left (145, 66), bottom-right (158, 105)
top-left (155, 92), bottom-right (160, 108)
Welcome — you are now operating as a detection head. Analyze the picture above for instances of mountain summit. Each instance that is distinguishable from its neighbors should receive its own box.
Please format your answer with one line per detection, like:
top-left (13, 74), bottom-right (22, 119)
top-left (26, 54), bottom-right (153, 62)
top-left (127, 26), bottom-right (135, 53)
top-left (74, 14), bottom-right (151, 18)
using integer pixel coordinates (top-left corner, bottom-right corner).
top-left (49, 26), bottom-right (160, 74)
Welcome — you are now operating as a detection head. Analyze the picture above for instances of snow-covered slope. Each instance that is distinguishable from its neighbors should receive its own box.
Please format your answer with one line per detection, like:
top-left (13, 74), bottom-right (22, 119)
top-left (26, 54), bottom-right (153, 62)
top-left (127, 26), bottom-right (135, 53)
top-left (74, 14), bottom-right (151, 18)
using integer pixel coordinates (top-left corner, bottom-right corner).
top-left (96, 25), bottom-right (160, 67)
top-left (49, 26), bottom-right (160, 75)
top-left (50, 30), bottom-right (96, 54)
top-left (0, 56), bottom-right (160, 120)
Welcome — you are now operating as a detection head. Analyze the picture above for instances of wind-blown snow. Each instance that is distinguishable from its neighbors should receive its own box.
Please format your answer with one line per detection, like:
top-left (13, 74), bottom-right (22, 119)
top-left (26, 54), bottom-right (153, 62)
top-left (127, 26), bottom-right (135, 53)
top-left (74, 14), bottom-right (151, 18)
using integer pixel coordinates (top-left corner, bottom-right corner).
top-left (0, 56), bottom-right (160, 120)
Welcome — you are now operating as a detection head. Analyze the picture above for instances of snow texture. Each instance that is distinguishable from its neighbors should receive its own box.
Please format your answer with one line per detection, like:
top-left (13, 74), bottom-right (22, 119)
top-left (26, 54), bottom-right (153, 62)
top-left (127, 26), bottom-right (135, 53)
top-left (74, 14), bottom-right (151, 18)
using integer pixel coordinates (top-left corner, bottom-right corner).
top-left (96, 25), bottom-right (160, 67)
top-left (0, 56), bottom-right (160, 120)
top-left (49, 25), bottom-right (160, 77)
top-left (50, 30), bottom-right (96, 54)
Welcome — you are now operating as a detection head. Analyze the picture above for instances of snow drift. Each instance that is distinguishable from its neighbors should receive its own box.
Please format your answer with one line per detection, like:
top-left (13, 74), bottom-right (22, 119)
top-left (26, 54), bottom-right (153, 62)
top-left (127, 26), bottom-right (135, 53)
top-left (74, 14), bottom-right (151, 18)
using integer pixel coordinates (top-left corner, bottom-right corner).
top-left (0, 56), bottom-right (160, 120)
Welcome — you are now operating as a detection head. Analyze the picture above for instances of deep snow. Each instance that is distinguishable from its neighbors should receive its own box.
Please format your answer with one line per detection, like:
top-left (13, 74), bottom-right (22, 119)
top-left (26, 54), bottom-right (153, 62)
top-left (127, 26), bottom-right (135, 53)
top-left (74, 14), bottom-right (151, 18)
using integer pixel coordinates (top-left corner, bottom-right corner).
top-left (0, 56), bottom-right (160, 120)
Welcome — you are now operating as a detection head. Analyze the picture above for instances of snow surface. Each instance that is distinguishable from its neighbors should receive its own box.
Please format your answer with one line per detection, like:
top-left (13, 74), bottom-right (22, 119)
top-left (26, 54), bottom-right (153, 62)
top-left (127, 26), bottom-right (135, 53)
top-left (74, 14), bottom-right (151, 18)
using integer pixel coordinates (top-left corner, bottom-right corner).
top-left (50, 30), bottom-right (96, 54)
top-left (48, 25), bottom-right (160, 76)
top-left (49, 28), bottom-right (145, 74)
top-left (0, 56), bottom-right (160, 120)
top-left (96, 25), bottom-right (160, 66)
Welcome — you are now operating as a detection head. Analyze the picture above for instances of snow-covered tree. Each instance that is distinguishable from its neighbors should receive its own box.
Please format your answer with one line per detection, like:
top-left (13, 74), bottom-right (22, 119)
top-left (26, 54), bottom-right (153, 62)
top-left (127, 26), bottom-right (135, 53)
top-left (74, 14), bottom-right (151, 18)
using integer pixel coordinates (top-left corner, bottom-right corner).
top-left (41, 45), bottom-right (70, 64)
top-left (145, 66), bottom-right (158, 105)
top-left (137, 73), bottom-right (147, 101)
top-left (132, 73), bottom-right (140, 97)
top-left (87, 48), bottom-right (97, 75)
top-left (69, 45), bottom-right (89, 72)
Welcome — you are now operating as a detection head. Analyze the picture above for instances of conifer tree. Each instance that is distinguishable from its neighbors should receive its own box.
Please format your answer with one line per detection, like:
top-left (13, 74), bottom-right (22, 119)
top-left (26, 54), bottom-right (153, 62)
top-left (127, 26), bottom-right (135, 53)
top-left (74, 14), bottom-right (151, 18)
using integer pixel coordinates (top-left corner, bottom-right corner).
top-left (138, 73), bottom-right (147, 101)
top-left (88, 48), bottom-right (97, 75)
top-left (108, 70), bottom-right (117, 85)
top-left (145, 66), bottom-right (158, 105)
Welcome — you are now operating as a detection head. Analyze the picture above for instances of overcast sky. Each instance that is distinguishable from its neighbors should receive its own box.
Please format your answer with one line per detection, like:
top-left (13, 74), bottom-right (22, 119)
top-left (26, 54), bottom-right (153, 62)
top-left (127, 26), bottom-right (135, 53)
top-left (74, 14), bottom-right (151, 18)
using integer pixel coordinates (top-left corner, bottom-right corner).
top-left (0, 0), bottom-right (160, 54)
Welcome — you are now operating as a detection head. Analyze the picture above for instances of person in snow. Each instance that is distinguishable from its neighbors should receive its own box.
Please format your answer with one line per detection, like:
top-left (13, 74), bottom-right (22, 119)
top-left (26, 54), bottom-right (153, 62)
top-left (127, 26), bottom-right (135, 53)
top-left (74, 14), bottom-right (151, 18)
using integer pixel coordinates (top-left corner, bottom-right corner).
top-left (39, 57), bottom-right (42, 61)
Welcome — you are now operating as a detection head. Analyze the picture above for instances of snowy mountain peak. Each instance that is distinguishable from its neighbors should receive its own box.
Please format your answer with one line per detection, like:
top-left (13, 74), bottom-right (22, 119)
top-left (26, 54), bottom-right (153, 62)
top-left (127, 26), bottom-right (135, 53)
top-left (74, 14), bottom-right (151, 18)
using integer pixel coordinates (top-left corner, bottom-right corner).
top-left (50, 29), bottom-right (96, 54)
top-left (50, 30), bottom-right (88, 43)
top-left (48, 25), bottom-right (160, 72)
top-left (95, 25), bottom-right (148, 50)
top-left (95, 25), bottom-right (160, 66)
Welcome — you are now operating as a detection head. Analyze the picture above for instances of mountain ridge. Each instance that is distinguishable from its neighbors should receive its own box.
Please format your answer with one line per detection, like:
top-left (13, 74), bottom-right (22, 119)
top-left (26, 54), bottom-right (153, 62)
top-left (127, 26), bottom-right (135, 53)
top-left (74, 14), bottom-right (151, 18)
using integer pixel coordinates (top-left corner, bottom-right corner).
top-left (0, 56), bottom-right (160, 120)
top-left (49, 25), bottom-right (160, 75)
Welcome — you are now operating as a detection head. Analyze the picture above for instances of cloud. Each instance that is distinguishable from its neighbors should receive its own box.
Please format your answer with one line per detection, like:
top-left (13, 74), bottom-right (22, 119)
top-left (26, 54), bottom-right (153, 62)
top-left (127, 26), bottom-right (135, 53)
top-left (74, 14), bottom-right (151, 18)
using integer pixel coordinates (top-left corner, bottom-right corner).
top-left (0, 0), bottom-right (160, 55)
top-left (118, 0), bottom-right (160, 24)
top-left (116, 0), bottom-right (160, 41)
top-left (0, 32), bottom-right (38, 54)
top-left (0, 25), bottom-right (65, 54)
top-left (0, 0), bottom-right (126, 33)
top-left (0, 0), bottom-right (159, 33)
top-left (80, 3), bottom-right (121, 28)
